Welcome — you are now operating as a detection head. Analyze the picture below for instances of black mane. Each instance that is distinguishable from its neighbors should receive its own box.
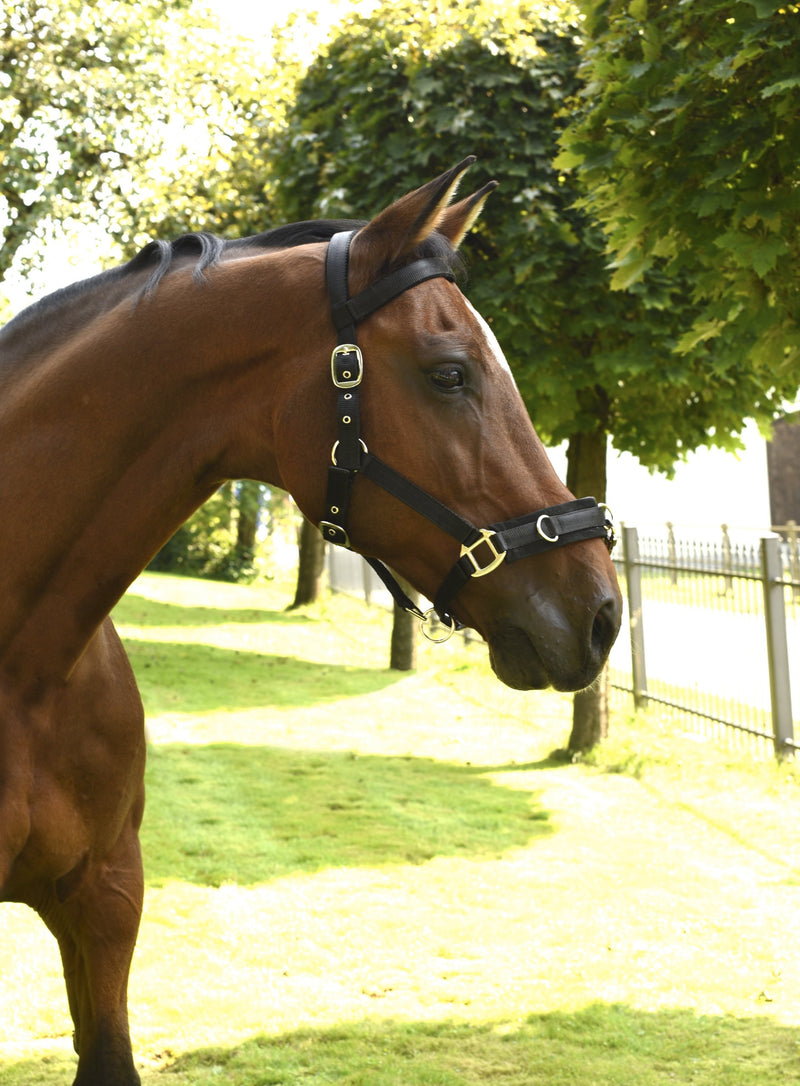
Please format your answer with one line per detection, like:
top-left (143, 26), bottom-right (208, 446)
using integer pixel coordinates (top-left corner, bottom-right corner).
top-left (1, 218), bottom-right (465, 343)
top-left (129, 219), bottom-right (368, 298)
top-left (130, 218), bottom-right (465, 294)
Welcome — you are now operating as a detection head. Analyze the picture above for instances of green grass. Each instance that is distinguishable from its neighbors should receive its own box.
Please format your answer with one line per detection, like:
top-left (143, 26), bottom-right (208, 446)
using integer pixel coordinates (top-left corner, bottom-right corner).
top-left (143, 743), bottom-right (551, 886)
top-left (2, 571), bottom-right (800, 1085)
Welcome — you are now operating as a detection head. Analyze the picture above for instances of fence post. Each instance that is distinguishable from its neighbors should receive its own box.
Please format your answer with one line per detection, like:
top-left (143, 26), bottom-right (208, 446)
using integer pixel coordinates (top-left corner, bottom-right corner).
top-left (761, 535), bottom-right (795, 758)
top-left (787, 520), bottom-right (800, 601)
top-left (721, 523), bottom-right (733, 595)
top-left (622, 525), bottom-right (648, 708)
top-left (666, 521), bottom-right (677, 586)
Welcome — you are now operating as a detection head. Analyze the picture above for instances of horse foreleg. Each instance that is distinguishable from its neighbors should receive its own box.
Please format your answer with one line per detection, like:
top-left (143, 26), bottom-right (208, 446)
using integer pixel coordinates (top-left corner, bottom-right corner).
top-left (44, 815), bottom-right (144, 1086)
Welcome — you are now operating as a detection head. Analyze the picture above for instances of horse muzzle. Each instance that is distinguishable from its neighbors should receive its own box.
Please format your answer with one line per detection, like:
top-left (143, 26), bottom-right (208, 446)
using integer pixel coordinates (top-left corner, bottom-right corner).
top-left (486, 587), bottom-right (622, 692)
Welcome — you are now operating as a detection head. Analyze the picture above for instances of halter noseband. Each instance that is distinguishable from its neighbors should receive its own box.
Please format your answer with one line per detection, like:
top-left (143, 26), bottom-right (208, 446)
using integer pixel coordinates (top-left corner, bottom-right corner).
top-left (319, 229), bottom-right (615, 642)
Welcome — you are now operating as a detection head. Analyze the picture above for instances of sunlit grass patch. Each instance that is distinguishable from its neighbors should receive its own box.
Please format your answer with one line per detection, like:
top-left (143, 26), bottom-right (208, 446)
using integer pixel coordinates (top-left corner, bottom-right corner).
top-left (4, 571), bottom-right (800, 1086)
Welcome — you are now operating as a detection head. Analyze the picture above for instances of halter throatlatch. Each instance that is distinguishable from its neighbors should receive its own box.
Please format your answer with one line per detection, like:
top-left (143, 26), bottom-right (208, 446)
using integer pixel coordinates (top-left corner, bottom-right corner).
top-left (319, 230), bottom-right (615, 642)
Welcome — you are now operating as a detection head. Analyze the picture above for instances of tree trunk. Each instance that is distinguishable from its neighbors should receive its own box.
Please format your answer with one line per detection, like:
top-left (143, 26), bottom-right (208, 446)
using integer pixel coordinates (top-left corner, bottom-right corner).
top-left (569, 669), bottom-right (610, 754)
top-left (565, 401), bottom-right (611, 754)
top-left (390, 577), bottom-right (419, 671)
top-left (289, 516), bottom-right (326, 609)
top-left (236, 480), bottom-right (261, 554)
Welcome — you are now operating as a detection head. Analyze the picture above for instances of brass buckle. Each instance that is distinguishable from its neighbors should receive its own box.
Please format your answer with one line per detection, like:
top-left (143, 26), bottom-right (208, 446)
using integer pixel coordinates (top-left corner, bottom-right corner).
top-left (331, 344), bottom-right (363, 388)
top-left (460, 528), bottom-right (506, 578)
top-left (319, 521), bottom-right (351, 547)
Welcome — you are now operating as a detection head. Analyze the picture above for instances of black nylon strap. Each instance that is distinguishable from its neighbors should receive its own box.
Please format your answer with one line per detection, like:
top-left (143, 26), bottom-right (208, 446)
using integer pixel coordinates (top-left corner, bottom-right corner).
top-left (432, 497), bottom-right (611, 621)
top-left (364, 556), bottom-right (427, 619)
top-left (360, 454), bottom-right (480, 547)
top-left (322, 229), bottom-right (461, 561)
top-left (493, 498), bottom-right (609, 562)
top-left (326, 230), bottom-right (355, 343)
top-left (333, 258), bottom-right (455, 332)
top-left (320, 227), bottom-right (614, 631)
top-left (320, 466), bottom-right (355, 546)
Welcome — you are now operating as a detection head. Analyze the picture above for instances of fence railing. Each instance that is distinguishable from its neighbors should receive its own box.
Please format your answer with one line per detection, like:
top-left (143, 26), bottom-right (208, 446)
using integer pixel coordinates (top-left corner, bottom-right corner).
top-left (610, 525), bottom-right (799, 759)
top-left (328, 525), bottom-right (800, 760)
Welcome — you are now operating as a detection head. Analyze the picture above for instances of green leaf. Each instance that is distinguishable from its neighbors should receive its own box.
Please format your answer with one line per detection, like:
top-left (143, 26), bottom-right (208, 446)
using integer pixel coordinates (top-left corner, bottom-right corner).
top-left (676, 319), bottom-right (728, 354)
top-left (750, 235), bottom-right (788, 278)
top-left (553, 146), bottom-right (583, 170)
top-left (608, 250), bottom-right (652, 290)
top-left (742, 0), bottom-right (784, 16)
top-left (628, 0), bottom-right (648, 20)
top-left (761, 75), bottom-right (800, 99)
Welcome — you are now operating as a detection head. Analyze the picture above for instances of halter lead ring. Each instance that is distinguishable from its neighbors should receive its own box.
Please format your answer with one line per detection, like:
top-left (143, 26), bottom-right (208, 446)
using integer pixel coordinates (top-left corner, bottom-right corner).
top-left (320, 230), bottom-right (615, 641)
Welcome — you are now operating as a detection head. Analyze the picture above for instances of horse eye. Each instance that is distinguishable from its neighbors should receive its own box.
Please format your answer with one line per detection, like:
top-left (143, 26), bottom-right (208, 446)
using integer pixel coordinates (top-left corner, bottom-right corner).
top-left (430, 366), bottom-right (465, 391)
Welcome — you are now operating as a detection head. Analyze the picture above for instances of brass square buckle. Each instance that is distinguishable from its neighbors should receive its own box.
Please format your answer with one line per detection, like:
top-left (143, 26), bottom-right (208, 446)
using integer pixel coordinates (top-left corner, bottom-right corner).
top-left (320, 521), bottom-right (351, 547)
top-left (331, 344), bottom-right (363, 389)
top-left (460, 529), bottom-right (506, 578)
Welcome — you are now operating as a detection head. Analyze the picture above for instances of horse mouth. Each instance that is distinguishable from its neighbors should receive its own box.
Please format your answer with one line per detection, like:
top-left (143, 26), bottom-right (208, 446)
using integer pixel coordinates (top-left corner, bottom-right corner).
top-left (487, 620), bottom-right (615, 693)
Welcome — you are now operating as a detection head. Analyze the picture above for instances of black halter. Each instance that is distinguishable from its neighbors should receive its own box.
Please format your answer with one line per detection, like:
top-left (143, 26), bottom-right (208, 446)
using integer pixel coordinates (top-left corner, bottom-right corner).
top-left (319, 230), bottom-right (615, 641)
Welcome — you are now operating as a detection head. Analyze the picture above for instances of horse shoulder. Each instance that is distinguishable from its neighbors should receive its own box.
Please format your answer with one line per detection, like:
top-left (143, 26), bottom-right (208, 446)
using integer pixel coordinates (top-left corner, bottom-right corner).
top-left (0, 618), bottom-right (145, 904)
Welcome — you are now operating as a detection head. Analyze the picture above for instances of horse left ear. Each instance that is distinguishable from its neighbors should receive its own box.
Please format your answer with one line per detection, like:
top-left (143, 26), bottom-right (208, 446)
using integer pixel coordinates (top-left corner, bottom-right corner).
top-left (350, 156), bottom-right (492, 286)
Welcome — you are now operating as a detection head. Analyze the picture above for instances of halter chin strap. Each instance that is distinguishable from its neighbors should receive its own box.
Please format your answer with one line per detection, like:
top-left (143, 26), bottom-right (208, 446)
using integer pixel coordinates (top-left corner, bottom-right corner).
top-left (319, 229), bottom-right (615, 641)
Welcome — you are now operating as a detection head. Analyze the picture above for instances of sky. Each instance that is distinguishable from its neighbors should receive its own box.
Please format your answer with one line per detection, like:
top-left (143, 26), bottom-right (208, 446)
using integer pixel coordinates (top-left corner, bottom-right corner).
top-left (592, 428), bottom-right (770, 538)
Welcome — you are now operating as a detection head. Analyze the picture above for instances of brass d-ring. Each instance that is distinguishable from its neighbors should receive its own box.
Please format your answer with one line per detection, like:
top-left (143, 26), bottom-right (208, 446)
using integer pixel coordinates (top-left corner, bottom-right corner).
top-left (330, 438), bottom-right (368, 466)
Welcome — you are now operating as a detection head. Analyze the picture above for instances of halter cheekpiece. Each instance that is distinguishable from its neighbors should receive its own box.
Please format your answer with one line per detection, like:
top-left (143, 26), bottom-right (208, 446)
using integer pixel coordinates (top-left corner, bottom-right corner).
top-left (320, 229), bottom-right (615, 642)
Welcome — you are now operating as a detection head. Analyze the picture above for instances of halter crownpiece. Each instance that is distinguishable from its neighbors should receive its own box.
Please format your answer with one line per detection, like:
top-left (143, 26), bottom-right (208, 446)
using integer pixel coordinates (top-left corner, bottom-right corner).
top-left (320, 230), bottom-right (615, 642)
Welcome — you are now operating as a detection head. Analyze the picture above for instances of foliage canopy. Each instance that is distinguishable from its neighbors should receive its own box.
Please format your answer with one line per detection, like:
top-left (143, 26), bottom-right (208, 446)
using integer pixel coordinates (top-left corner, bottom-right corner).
top-left (267, 0), bottom-right (790, 472)
top-left (558, 0), bottom-right (800, 379)
top-left (0, 0), bottom-right (189, 280)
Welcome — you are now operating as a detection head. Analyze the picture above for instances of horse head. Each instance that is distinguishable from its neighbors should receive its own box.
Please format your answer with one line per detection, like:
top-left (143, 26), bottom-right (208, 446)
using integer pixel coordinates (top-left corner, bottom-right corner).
top-left (276, 158), bottom-right (622, 691)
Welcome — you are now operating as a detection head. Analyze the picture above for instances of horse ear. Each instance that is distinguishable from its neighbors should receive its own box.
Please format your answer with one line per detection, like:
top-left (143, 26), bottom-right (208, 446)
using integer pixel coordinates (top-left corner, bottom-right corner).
top-left (349, 156), bottom-right (478, 285)
top-left (436, 180), bottom-right (498, 249)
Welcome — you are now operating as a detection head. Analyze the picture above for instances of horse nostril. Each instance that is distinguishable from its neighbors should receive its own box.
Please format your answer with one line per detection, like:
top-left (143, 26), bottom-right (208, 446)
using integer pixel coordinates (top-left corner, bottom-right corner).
top-left (591, 595), bottom-right (622, 657)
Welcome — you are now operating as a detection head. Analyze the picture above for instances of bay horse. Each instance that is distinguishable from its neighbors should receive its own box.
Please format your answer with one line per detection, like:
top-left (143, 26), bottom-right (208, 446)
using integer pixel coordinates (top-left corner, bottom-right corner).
top-left (0, 158), bottom-right (620, 1085)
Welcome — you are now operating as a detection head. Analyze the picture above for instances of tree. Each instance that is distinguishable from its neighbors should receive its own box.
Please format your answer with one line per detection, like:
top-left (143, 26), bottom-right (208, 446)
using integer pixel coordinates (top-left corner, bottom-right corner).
top-left (389, 577), bottom-right (420, 671)
top-left (289, 517), bottom-right (327, 608)
top-left (106, 10), bottom-right (316, 251)
top-left (0, 0), bottom-right (193, 282)
top-left (266, 0), bottom-right (775, 749)
top-left (90, 8), bottom-right (317, 591)
top-left (557, 0), bottom-right (800, 379)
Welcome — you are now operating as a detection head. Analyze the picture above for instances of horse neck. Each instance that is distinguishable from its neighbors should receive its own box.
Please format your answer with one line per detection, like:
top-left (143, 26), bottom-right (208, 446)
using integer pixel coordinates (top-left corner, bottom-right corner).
top-left (0, 247), bottom-right (329, 692)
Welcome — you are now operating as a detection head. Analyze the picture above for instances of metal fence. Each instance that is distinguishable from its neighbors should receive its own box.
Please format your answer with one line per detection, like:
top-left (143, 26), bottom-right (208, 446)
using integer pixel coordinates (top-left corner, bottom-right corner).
top-left (328, 524), bottom-right (800, 760)
top-left (327, 546), bottom-right (395, 608)
top-left (609, 524), bottom-right (800, 759)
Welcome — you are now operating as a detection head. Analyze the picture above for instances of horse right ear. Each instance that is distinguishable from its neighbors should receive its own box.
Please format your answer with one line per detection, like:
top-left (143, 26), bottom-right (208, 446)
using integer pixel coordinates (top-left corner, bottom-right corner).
top-left (436, 180), bottom-right (498, 249)
top-left (348, 157), bottom-right (477, 290)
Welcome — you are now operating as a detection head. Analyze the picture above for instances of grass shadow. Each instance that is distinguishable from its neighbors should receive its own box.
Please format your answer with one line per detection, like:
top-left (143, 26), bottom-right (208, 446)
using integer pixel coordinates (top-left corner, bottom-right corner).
top-left (114, 594), bottom-right (308, 629)
top-left (142, 743), bottom-right (552, 886)
top-left (125, 640), bottom-right (403, 713)
top-left (6, 1004), bottom-right (798, 1085)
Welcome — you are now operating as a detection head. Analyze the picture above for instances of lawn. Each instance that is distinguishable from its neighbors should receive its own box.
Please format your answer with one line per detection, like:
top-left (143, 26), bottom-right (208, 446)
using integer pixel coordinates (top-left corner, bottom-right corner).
top-left (2, 571), bottom-right (800, 1084)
